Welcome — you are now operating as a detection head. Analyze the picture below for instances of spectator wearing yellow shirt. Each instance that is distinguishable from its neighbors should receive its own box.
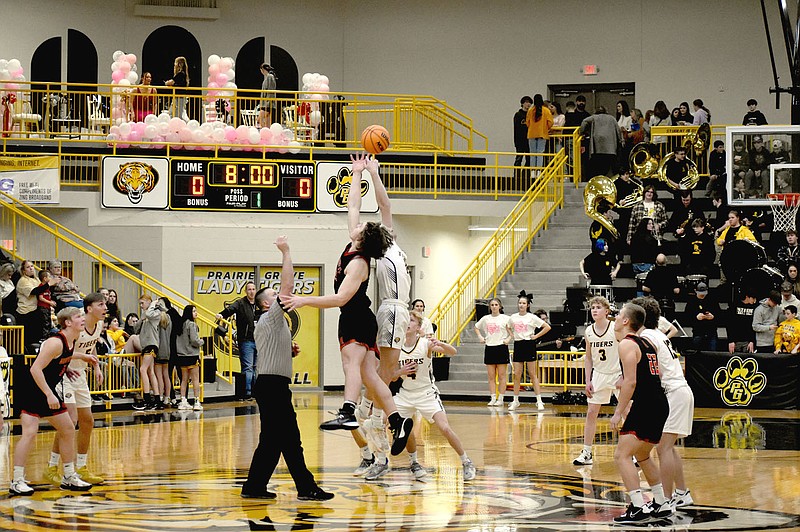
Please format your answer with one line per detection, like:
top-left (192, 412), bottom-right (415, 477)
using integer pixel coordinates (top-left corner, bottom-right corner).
top-left (774, 305), bottom-right (800, 354)
top-left (715, 210), bottom-right (756, 248)
top-left (106, 316), bottom-right (129, 353)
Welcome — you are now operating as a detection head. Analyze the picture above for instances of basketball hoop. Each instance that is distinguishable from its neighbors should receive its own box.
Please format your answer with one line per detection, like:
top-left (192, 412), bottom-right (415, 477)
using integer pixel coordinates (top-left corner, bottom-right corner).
top-left (768, 193), bottom-right (800, 232)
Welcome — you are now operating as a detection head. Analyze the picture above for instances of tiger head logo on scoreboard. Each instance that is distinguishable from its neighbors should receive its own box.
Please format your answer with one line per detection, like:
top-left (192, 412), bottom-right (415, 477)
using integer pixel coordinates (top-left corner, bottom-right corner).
top-left (113, 162), bottom-right (159, 204)
top-left (326, 166), bottom-right (369, 208)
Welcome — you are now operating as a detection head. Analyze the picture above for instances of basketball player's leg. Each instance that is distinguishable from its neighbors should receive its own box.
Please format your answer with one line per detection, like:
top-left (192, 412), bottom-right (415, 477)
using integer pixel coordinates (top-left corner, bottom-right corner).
top-left (583, 402), bottom-right (602, 446)
top-left (431, 408), bottom-right (476, 480)
top-left (49, 411), bottom-right (90, 490)
top-left (360, 351), bottom-right (413, 456)
top-left (656, 432), bottom-right (681, 496)
top-left (13, 413), bottom-right (40, 469)
top-left (614, 434), bottom-right (645, 492)
top-left (341, 342), bottom-right (366, 404)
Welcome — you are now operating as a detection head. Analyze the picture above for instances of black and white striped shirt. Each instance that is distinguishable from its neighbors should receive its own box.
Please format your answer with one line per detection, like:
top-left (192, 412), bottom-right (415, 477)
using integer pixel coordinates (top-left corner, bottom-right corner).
top-left (254, 298), bottom-right (293, 379)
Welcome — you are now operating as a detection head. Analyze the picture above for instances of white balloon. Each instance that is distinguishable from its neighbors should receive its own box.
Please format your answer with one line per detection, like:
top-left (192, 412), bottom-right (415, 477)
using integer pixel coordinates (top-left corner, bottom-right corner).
top-left (309, 110), bottom-right (321, 126)
top-left (224, 81), bottom-right (236, 89)
top-left (119, 122), bottom-right (132, 136)
top-left (302, 73), bottom-right (312, 85)
top-left (143, 125), bottom-right (157, 139)
top-left (320, 75), bottom-right (329, 85)
top-left (118, 79), bottom-right (131, 86)
top-left (8, 59), bottom-right (21, 71)
top-left (270, 123), bottom-right (283, 136)
top-left (111, 61), bottom-right (120, 72)
top-left (225, 57), bottom-right (234, 68)
top-left (0, 70), bottom-right (8, 81)
top-left (282, 128), bottom-right (295, 141)
top-left (158, 112), bottom-right (170, 123)
top-left (127, 71), bottom-right (139, 84)
top-left (288, 140), bottom-right (302, 154)
top-left (208, 54), bottom-right (220, 65)
top-left (157, 122), bottom-right (169, 135)
top-left (212, 128), bottom-right (225, 141)
top-left (248, 128), bottom-right (260, 144)
top-left (192, 130), bottom-right (205, 143)
top-left (144, 114), bottom-right (157, 124)
top-left (225, 69), bottom-right (235, 81)
top-left (106, 133), bottom-right (118, 141)
top-left (112, 51), bottom-right (124, 61)
top-left (187, 119), bottom-right (200, 130)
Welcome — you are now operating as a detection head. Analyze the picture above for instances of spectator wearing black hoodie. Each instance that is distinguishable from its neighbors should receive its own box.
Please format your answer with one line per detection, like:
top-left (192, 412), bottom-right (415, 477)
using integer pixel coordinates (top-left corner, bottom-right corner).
top-left (727, 292), bottom-right (757, 354)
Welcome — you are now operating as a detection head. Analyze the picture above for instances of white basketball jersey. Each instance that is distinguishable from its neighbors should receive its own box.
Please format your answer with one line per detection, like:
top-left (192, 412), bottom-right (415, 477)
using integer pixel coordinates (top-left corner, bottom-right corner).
top-left (585, 321), bottom-right (620, 374)
top-left (641, 328), bottom-right (687, 392)
top-left (399, 337), bottom-right (435, 392)
top-left (376, 242), bottom-right (411, 304)
top-left (69, 319), bottom-right (103, 370)
top-left (510, 312), bottom-right (545, 341)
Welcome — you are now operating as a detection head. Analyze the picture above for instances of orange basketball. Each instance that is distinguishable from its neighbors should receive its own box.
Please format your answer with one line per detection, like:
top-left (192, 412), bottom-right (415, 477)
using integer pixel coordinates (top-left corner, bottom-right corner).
top-left (361, 125), bottom-right (391, 154)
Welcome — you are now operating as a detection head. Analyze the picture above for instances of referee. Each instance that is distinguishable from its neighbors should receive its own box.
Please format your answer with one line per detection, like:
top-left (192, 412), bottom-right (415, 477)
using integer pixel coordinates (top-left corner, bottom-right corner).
top-left (240, 236), bottom-right (333, 501)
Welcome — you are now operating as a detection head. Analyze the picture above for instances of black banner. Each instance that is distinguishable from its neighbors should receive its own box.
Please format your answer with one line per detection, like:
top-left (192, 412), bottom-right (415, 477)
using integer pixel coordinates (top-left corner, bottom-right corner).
top-left (685, 351), bottom-right (800, 409)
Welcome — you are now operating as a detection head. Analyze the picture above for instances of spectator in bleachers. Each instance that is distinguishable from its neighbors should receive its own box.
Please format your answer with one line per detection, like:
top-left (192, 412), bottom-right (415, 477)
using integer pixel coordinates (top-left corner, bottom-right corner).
top-left (715, 210), bottom-right (757, 248)
top-left (743, 99), bottom-right (768, 126)
top-left (726, 291), bottom-right (757, 354)
top-left (707, 140), bottom-right (727, 195)
top-left (525, 94), bottom-right (554, 173)
top-left (410, 299), bottom-right (435, 338)
top-left (753, 290), bottom-right (782, 353)
top-left (642, 253), bottom-right (681, 306)
top-left (775, 305), bottom-right (800, 353)
top-left (106, 289), bottom-right (121, 323)
top-left (692, 99), bottom-right (711, 125)
top-left (613, 167), bottom-right (636, 253)
top-left (662, 145), bottom-right (693, 190)
top-left (36, 270), bottom-right (56, 338)
top-left (785, 263), bottom-right (800, 297)
top-left (749, 136), bottom-right (774, 195)
top-left (580, 239), bottom-right (620, 286)
top-left (580, 106), bottom-right (622, 178)
top-left (513, 96), bottom-right (533, 179)
top-left (649, 101), bottom-right (671, 145)
top-left (710, 192), bottom-right (728, 232)
top-left (589, 200), bottom-right (618, 256)
top-left (123, 312), bottom-right (139, 336)
top-left (627, 184), bottom-right (667, 245)
top-left (675, 102), bottom-right (693, 126)
top-left (670, 107), bottom-right (681, 125)
top-left (565, 95), bottom-right (590, 127)
top-left (630, 218), bottom-right (659, 277)
top-left (106, 316), bottom-right (128, 353)
top-left (779, 281), bottom-right (800, 311)
top-left (47, 260), bottom-right (82, 309)
top-left (685, 282), bottom-right (720, 351)
top-left (668, 190), bottom-right (703, 238)
top-left (771, 139), bottom-right (790, 165)
top-left (16, 260), bottom-right (44, 348)
top-left (731, 140), bottom-right (750, 189)
top-left (776, 230), bottom-right (799, 274)
top-left (616, 100), bottom-right (632, 132)
top-left (0, 263), bottom-right (16, 317)
top-left (678, 219), bottom-right (716, 276)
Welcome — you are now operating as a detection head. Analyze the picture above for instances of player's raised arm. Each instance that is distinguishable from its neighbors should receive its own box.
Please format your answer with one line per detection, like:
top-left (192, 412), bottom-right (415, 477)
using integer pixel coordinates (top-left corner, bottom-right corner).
top-left (365, 156), bottom-right (392, 230)
top-left (348, 153), bottom-right (367, 239)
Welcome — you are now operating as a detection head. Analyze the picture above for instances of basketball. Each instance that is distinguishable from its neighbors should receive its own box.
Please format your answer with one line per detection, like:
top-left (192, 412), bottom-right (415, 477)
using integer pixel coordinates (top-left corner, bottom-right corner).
top-left (361, 125), bottom-right (391, 154)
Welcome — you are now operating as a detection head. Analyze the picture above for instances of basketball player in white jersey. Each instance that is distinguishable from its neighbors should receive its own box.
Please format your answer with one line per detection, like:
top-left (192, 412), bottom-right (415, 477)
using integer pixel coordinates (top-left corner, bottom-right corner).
top-left (634, 297), bottom-right (695, 513)
top-left (355, 155), bottom-right (413, 480)
top-left (46, 292), bottom-right (105, 486)
top-left (573, 296), bottom-right (621, 466)
top-left (393, 310), bottom-right (476, 482)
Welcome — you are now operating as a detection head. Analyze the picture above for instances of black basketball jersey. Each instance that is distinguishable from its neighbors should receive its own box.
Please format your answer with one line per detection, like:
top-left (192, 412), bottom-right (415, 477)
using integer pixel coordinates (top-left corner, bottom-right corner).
top-left (43, 332), bottom-right (74, 392)
top-left (334, 242), bottom-right (372, 313)
top-left (623, 334), bottom-right (664, 404)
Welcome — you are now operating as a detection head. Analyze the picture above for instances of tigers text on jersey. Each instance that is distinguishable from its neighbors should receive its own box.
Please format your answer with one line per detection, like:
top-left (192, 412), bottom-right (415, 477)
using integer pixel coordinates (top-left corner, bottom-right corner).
top-left (584, 321), bottom-right (620, 374)
top-left (399, 337), bottom-right (436, 392)
top-left (68, 320), bottom-right (103, 371)
top-left (376, 242), bottom-right (411, 304)
top-left (640, 328), bottom-right (687, 393)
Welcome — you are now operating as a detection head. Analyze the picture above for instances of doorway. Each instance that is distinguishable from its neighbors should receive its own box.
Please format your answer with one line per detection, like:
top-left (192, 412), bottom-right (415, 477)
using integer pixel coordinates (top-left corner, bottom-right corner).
top-left (548, 82), bottom-right (636, 115)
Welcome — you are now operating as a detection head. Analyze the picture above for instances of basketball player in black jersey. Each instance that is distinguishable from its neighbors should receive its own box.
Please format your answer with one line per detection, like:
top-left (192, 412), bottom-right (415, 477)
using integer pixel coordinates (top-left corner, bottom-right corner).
top-left (611, 303), bottom-right (670, 524)
top-left (10, 307), bottom-right (98, 495)
top-left (281, 153), bottom-right (414, 457)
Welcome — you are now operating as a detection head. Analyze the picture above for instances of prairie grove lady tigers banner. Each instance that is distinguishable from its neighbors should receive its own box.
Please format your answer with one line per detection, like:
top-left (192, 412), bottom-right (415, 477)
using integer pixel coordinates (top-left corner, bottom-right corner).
top-left (192, 264), bottom-right (322, 388)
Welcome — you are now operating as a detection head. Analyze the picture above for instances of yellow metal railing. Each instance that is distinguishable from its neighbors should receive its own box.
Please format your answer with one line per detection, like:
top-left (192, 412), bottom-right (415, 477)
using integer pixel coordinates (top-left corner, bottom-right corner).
top-left (0, 190), bottom-right (235, 392)
top-left (428, 149), bottom-right (568, 345)
top-left (503, 350), bottom-right (587, 391)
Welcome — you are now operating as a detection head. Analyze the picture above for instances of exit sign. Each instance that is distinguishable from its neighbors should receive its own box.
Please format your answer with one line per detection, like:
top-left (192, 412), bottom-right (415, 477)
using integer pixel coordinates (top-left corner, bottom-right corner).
top-left (583, 64), bottom-right (598, 75)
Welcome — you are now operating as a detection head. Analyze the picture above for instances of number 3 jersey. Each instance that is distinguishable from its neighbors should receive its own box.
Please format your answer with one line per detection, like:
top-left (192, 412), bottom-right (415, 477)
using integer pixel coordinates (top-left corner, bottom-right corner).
top-left (585, 321), bottom-right (620, 375)
top-left (398, 337), bottom-right (436, 393)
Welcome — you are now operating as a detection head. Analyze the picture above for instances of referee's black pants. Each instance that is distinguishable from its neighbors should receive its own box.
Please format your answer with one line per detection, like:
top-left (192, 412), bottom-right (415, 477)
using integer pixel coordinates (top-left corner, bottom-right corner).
top-left (243, 374), bottom-right (316, 493)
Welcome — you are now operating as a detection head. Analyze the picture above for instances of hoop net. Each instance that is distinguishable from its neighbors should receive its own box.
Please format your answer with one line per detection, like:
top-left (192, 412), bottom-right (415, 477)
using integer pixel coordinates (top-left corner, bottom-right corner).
top-left (768, 193), bottom-right (800, 232)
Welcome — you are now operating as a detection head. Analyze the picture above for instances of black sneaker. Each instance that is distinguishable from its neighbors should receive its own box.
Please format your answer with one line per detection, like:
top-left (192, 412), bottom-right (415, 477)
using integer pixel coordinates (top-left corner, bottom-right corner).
top-left (647, 500), bottom-right (674, 518)
top-left (613, 503), bottom-right (651, 524)
top-left (319, 410), bottom-right (359, 431)
top-left (241, 488), bottom-right (277, 499)
top-left (390, 417), bottom-right (414, 456)
top-left (132, 401), bottom-right (146, 411)
top-left (297, 487), bottom-right (334, 501)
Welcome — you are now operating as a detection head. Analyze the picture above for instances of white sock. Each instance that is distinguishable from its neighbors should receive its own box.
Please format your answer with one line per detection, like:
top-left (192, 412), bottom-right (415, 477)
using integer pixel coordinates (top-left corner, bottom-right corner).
top-left (359, 397), bottom-right (373, 411)
top-left (371, 407), bottom-right (384, 423)
top-left (64, 462), bottom-right (76, 478)
top-left (359, 445), bottom-right (372, 460)
top-left (536, 395), bottom-right (543, 402)
top-left (13, 466), bottom-right (24, 482)
top-left (651, 483), bottom-right (667, 505)
top-left (497, 395), bottom-right (504, 402)
top-left (459, 453), bottom-right (469, 463)
top-left (375, 452), bottom-right (387, 465)
top-left (76, 453), bottom-right (87, 468)
top-left (513, 394), bottom-right (519, 400)
top-left (674, 488), bottom-right (688, 496)
top-left (583, 445), bottom-right (592, 453)
top-left (49, 452), bottom-right (60, 467)
top-left (408, 451), bottom-right (417, 464)
top-left (629, 488), bottom-right (645, 508)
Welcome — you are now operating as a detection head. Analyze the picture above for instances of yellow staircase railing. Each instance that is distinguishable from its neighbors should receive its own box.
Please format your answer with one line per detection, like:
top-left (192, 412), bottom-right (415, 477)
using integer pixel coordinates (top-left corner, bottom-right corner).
top-left (428, 148), bottom-right (568, 345)
top-left (0, 190), bottom-right (235, 392)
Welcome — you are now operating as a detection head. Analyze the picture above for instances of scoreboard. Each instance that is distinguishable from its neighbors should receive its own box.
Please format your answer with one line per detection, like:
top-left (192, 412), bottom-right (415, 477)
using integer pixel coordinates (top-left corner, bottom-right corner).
top-left (170, 160), bottom-right (315, 212)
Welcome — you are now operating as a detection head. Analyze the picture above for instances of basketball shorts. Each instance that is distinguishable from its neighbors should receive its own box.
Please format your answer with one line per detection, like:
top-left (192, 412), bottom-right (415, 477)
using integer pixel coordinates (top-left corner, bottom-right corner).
top-left (588, 370), bottom-right (622, 405)
top-left (59, 371), bottom-right (92, 408)
top-left (512, 339), bottom-right (537, 362)
top-left (484, 344), bottom-right (510, 365)
top-left (376, 300), bottom-right (410, 350)
top-left (621, 394), bottom-right (669, 444)
top-left (662, 385), bottom-right (695, 437)
top-left (338, 308), bottom-right (379, 355)
top-left (394, 386), bottom-right (444, 423)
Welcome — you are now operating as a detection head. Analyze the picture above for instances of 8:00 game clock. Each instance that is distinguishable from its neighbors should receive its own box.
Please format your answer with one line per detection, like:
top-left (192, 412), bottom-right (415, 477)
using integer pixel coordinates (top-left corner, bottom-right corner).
top-left (170, 159), bottom-right (315, 212)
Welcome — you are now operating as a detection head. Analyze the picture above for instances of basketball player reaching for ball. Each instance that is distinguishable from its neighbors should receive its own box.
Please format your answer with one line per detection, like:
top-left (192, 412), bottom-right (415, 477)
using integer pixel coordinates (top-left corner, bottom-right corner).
top-left (634, 297), bottom-right (695, 513)
top-left (392, 311), bottom-right (477, 482)
top-left (281, 153), bottom-right (414, 457)
top-left (610, 303), bottom-right (671, 524)
top-left (573, 296), bottom-right (621, 466)
top-left (46, 292), bottom-right (106, 486)
top-left (10, 307), bottom-right (97, 495)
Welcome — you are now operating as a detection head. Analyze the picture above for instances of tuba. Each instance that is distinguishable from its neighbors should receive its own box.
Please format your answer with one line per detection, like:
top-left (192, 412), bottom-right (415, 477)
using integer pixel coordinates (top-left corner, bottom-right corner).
top-left (682, 123), bottom-right (711, 157)
top-left (629, 142), bottom-right (662, 180)
top-left (658, 152), bottom-right (699, 190)
top-left (616, 177), bottom-right (644, 208)
top-left (584, 175), bottom-right (618, 239)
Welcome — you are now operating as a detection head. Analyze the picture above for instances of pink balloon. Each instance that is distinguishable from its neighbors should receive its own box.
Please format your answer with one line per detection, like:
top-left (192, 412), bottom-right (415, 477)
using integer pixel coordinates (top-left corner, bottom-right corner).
top-left (224, 126), bottom-right (237, 142)
top-left (219, 58), bottom-right (232, 71)
top-left (126, 54), bottom-right (137, 64)
top-left (259, 128), bottom-right (273, 141)
top-left (112, 70), bottom-right (124, 82)
top-left (208, 64), bottom-right (220, 77)
top-left (236, 125), bottom-right (249, 141)
top-left (119, 61), bottom-right (131, 73)
top-left (216, 73), bottom-right (228, 85)
top-left (207, 81), bottom-right (219, 89)
top-left (128, 130), bottom-right (142, 143)
top-left (179, 128), bottom-right (193, 142)
top-left (169, 117), bottom-right (185, 132)
top-left (10, 68), bottom-right (23, 78)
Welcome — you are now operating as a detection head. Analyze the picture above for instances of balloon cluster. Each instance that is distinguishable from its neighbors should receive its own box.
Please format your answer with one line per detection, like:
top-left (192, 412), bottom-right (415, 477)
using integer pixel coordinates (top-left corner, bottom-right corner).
top-left (206, 54), bottom-right (236, 101)
top-left (111, 51), bottom-right (139, 122)
top-left (301, 72), bottom-right (330, 126)
top-left (0, 59), bottom-right (26, 91)
top-left (106, 112), bottom-right (302, 153)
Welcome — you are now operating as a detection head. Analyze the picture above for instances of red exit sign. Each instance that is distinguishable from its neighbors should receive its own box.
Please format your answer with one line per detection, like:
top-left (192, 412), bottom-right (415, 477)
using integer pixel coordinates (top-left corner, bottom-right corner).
top-left (583, 64), bottom-right (598, 75)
